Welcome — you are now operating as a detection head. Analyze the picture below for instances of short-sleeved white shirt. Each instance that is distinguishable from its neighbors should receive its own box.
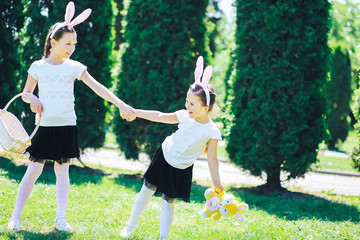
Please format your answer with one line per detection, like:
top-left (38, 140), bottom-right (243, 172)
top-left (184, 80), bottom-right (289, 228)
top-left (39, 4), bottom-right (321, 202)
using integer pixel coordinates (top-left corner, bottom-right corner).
top-left (161, 109), bottom-right (222, 169)
top-left (28, 58), bottom-right (87, 126)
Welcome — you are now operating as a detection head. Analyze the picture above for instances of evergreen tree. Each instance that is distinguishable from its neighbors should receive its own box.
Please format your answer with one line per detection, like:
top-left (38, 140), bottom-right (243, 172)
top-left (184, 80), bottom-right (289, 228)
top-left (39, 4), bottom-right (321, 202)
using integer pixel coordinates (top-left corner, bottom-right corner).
top-left (19, 0), bottom-right (114, 149)
top-left (326, 48), bottom-right (351, 150)
top-left (227, 0), bottom-right (331, 191)
top-left (0, 1), bottom-right (24, 108)
top-left (114, 0), bottom-right (209, 159)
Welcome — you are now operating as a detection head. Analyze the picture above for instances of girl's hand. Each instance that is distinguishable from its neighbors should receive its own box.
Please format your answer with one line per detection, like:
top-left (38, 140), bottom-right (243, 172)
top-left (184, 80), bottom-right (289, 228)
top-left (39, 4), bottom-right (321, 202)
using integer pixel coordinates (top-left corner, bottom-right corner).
top-left (29, 97), bottom-right (43, 117)
top-left (119, 103), bottom-right (136, 121)
top-left (215, 183), bottom-right (225, 193)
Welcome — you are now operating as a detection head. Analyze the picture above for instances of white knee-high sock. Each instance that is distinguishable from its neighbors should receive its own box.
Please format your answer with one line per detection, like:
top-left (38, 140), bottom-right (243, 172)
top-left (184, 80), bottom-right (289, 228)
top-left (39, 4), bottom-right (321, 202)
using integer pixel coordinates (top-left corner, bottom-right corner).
top-left (159, 199), bottom-right (175, 239)
top-left (128, 184), bottom-right (155, 226)
top-left (11, 161), bottom-right (44, 219)
top-left (54, 162), bottom-right (70, 221)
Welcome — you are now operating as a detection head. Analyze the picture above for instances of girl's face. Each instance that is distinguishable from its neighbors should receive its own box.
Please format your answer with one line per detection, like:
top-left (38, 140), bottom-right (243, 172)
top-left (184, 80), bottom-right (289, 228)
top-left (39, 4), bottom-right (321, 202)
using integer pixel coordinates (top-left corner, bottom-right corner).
top-left (185, 90), bottom-right (209, 120)
top-left (51, 32), bottom-right (77, 59)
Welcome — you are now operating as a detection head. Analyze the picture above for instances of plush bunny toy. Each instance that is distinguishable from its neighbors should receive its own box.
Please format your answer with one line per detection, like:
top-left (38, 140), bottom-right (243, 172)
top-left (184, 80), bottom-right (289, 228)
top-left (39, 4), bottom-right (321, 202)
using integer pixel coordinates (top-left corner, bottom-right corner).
top-left (202, 187), bottom-right (248, 221)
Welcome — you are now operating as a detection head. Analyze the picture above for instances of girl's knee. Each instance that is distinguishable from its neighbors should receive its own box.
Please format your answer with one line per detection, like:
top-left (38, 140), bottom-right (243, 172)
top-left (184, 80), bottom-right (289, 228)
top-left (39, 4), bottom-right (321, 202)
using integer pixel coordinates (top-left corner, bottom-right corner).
top-left (54, 162), bottom-right (69, 177)
top-left (25, 161), bottom-right (44, 180)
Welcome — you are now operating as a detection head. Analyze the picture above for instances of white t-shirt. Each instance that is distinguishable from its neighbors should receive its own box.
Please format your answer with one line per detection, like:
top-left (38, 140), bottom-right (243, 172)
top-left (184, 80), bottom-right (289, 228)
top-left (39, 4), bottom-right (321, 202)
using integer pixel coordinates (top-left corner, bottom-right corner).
top-left (28, 58), bottom-right (87, 126)
top-left (162, 109), bottom-right (222, 169)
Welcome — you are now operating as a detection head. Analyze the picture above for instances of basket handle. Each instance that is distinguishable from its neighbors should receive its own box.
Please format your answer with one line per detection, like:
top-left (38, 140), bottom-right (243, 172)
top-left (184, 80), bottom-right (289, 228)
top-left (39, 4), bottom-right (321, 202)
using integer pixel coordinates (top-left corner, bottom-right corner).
top-left (4, 93), bottom-right (24, 111)
top-left (4, 92), bottom-right (41, 142)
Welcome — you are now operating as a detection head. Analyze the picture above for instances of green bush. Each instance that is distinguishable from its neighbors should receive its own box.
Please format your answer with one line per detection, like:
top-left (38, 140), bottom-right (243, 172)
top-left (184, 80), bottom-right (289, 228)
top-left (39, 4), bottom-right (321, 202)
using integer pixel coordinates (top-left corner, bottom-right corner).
top-left (325, 48), bottom-right (351, 150)
top-left (0, 1), bottom-right (24, 109)
top-left (227, 0), bottom-right (331, 191)
top-left (113, 0), bottom-right (210, 159)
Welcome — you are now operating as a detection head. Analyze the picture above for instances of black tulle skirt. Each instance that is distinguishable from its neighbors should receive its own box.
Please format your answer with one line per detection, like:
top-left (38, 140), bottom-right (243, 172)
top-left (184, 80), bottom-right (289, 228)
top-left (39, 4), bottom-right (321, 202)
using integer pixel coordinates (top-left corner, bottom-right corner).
top-left (26, 126), bottom-right (80, 164)
top-left (143, 147), bottom-right (194, 202)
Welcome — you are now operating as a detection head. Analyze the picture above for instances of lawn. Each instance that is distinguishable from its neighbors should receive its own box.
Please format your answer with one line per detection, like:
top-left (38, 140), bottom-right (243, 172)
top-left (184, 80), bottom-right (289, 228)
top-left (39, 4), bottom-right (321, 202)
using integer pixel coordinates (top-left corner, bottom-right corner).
top-left (0, 155), bottom-right (359, 240)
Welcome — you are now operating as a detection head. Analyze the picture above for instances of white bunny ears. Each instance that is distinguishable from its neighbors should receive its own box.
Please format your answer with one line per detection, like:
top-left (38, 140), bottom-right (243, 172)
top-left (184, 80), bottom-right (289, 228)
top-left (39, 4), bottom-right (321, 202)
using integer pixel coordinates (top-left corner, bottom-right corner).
top-left (193, 56), bottom-right (213, 106)
top-left (50, 1), bottom-right (92, 39)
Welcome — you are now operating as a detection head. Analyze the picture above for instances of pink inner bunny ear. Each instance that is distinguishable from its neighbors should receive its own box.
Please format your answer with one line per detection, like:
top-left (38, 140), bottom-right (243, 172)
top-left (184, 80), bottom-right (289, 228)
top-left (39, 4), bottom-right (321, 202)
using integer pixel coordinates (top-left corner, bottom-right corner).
top-left (64, 2), bottom-right (75, 24)
top-left (202, 66), bottom-right (212, 85)
top-left (69, 9), bottom-right (92, 27)
top-left (194, 56), bottom-right (204, 82)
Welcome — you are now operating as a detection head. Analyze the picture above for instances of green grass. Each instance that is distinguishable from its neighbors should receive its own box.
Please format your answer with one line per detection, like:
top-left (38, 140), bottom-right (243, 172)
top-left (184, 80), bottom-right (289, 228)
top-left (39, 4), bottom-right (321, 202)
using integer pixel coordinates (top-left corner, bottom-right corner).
top-left (314, 155), bottom-right (356, 172)
top-left (1, 155), bottom-right (360, 240)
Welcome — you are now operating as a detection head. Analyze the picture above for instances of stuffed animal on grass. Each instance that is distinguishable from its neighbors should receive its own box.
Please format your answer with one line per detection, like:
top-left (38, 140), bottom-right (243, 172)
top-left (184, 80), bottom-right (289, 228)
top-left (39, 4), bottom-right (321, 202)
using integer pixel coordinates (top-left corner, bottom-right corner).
top-left (202, 187), bottom-right (248, 221)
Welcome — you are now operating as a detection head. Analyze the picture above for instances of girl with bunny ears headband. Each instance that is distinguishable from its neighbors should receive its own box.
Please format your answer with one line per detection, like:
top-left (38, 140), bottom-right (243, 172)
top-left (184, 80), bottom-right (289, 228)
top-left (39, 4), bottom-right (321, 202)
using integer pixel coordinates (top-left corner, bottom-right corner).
top-left (7, 1), bottom-right (136, 232)
top-left (50, 2), bottom-right (91, 39)
top-left (120, 56), bottom-right (222, 239)
top-left (44, 2), bottom-right (91, 58)
top-left (191, 56), bottom-right (216, 111)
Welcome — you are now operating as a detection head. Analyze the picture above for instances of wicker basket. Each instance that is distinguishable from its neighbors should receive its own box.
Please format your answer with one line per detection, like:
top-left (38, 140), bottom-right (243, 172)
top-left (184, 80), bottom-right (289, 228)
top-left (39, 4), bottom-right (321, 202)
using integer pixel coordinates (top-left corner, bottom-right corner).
top-left (0, 93), bottom-right (40, 154)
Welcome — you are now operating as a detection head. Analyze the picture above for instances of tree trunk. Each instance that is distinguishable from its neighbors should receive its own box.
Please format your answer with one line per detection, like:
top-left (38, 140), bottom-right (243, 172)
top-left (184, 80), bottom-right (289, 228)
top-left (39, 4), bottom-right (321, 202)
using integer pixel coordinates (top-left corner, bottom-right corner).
top-left (264, 167), bottom-right (283, 191)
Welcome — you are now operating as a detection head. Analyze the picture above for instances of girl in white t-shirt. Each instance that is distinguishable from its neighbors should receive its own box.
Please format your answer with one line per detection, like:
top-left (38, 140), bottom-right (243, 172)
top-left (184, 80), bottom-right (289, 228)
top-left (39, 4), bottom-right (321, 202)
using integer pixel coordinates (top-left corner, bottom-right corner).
top-left (120, 56), bottom-right (223, 240)
top-left (7, 2), bottom-right (135, 232)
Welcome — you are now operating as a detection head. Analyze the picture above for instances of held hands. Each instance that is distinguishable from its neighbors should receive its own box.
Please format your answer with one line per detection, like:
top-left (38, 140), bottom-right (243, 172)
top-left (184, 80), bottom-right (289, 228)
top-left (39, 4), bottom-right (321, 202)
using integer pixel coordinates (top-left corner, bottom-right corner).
top-left (118, 102), bottom-right (136, 122)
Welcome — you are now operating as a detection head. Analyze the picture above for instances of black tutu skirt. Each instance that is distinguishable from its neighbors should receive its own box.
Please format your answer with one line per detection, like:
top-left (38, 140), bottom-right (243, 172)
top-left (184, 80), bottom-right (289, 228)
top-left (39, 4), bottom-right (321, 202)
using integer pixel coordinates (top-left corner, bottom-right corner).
top-left (143, 147), bottom-right (194, 202)
top-left (26, 126), bottom-right (80, 164)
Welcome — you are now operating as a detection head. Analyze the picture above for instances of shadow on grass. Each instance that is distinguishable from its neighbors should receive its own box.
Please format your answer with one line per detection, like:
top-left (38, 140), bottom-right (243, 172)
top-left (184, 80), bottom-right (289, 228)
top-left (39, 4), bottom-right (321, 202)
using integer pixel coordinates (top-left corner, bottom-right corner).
top-left (0, 156), bottom-right (108, 185)
top-left (229, 186), bottom-right (360, 223)
top-left (0, 229), bottom-right (72, 240)
top-left (3, 155), bottom-right (358, 224)
top-left (112, 172), bottom-right (211, 204)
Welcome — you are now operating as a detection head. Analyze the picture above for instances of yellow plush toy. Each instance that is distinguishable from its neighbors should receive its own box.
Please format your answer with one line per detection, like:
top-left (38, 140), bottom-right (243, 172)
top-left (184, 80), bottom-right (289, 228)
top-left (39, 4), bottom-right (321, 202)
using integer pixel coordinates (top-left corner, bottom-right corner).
top-left (202, 186), bottom-right (248, 221)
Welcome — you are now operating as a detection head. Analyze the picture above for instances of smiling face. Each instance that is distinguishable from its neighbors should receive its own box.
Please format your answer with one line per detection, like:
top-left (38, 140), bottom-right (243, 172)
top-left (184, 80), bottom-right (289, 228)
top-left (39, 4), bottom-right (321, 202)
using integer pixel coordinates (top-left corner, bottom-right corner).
top-left (50, 32), bottom-right (77, 59)
top-left (185, 90), bottom-right (209, 120)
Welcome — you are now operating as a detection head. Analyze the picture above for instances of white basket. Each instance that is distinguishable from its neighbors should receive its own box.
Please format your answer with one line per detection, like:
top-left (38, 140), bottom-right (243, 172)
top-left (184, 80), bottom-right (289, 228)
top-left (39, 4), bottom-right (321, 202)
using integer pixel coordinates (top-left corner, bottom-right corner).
top-left (0, 93), bottom-right (40, 154)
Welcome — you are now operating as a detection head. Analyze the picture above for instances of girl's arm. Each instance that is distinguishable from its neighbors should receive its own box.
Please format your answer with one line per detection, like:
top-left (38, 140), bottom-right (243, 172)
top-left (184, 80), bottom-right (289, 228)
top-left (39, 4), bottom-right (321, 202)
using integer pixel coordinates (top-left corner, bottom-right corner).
top-left (135, 109), bottom-right (179, 124)
top-left (80, 70), bottom-right (135, 121)
top-left (207, 139), bottom-right (224, 192)
top-left (22, 74), bottom-right (43, 117)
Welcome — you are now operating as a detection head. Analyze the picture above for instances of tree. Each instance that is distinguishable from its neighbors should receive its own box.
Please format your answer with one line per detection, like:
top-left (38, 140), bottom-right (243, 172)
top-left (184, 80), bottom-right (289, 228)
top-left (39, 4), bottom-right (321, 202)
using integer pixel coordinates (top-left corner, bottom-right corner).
top-left (325, 48), bottom-right (351, 150)
top-left (0, 1), bottom-right (24, 108)
top-left (19, 0), bottom-right (114, 149)
top-left (227, 0), bottom-right (331, 191)
top-left (113, 0), bottom-right (210, 159)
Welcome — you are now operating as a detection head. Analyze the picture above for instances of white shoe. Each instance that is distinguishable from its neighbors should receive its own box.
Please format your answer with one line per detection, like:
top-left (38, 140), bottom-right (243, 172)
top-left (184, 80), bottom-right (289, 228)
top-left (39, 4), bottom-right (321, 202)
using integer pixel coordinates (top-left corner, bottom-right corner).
top-left (7, 218), bottom-right (21, 231)
top-left (120, 222), bottom-right (139, 238)
top-left (54, 217), bottom-right (73, 231)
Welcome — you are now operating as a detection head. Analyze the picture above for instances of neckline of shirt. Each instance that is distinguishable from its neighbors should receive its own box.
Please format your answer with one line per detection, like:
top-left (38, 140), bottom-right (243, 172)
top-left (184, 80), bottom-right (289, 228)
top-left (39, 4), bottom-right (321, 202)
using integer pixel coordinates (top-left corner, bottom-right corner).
top-left (43, 58), bottom-right (68, 66)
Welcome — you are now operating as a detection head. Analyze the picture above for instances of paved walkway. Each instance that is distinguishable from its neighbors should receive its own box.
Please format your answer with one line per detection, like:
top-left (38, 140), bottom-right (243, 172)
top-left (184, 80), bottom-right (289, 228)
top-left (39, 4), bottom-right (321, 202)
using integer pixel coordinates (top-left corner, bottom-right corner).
top-left (81, 148), bottom-right (360, 196)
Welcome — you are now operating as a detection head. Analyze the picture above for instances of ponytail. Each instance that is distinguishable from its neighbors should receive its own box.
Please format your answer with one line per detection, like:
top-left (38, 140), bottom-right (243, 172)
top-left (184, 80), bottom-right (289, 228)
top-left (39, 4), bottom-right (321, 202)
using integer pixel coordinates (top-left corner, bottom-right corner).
top-left (43, 33), bottom-right (52, 58)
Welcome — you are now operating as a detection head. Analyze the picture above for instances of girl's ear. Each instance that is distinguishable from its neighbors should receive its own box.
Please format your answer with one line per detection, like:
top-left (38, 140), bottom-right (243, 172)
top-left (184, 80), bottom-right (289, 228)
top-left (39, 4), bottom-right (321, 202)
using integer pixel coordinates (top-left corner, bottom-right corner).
top-left (50, 38), bottom-right (57, 48)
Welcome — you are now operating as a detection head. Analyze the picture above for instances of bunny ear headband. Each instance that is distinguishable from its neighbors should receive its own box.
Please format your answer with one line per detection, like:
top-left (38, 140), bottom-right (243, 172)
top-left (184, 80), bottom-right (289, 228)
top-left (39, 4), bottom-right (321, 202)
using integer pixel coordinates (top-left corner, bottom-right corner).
top-left (50, 1), bottom-right (92, 39)
top-left (193, 56), bottom-right (213, 106)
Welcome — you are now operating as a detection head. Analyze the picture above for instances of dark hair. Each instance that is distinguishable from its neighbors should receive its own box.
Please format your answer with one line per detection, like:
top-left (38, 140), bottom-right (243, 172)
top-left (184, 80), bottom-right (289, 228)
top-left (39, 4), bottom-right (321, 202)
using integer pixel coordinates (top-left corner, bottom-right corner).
top-left (189, 83), bottom-right (216, 111)
top-left (43, 23), bottom-right (75, 58)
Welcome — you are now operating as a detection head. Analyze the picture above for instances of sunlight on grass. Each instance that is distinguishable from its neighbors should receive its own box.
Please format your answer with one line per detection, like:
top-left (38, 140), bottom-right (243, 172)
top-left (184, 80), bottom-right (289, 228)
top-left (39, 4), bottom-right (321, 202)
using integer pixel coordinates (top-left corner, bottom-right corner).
top-left (1, 155), bottom-right (360, 239)
top-left (315, 155), bottom-right (356, 172)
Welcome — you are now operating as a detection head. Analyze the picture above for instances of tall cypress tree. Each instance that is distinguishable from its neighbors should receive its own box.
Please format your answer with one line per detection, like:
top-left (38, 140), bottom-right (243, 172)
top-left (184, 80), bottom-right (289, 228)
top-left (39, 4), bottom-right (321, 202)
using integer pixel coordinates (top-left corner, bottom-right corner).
top-left (326, 48), bottom-right (351, 150)
top-left (114, 0), bottom-right (209, 159)
top-left (19, 0), bottom-right (114, 149)
top-left (227, 0), bottom-right (331, 191)
top-left (0, 1), bottom-right (24, 107)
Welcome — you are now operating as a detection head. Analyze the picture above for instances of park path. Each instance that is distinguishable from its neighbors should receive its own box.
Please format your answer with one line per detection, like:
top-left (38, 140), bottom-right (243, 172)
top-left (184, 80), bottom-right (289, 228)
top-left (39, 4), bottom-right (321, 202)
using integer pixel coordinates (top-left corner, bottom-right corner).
top-left (80, 148), bottom-right (360, 196)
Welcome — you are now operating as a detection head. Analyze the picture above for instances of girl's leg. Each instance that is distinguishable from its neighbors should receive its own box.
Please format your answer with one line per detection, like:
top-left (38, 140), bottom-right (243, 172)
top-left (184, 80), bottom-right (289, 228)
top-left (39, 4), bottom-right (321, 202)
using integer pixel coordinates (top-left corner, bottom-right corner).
top-left (120, 183), bottom-right (156, 238)
top-left (159, 197), bottom-right (175, 240)
top-left (8, 161), bottom-right (44, 230)
top-left (11, 161), bottom-right (44, 219)
top-left (54, 161), bottom-right (72, 231)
